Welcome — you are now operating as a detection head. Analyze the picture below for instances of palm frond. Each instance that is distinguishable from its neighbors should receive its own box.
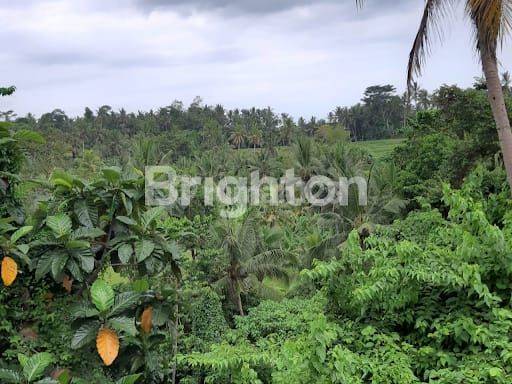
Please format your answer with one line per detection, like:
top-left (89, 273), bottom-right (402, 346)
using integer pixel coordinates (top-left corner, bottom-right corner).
top-left (238, 216), bottom-right (258, 260)
top-left (211, 276), bottom-right (230, 296)
top-left (408, 0), bottom-right (457, 89)
top-left (466, 0), bottom-right (512, 52)
top-left (252, 279), bottom-right (284, 301)
top-left (244, 249), bottom-right (295, 283)
top-left (248, 249), bottom-right (297, 269)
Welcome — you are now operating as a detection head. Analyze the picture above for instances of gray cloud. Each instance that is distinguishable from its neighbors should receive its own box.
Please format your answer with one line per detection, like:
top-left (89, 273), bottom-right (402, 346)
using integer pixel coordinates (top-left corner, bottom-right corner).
top-left (24, 51), bottom-right (94, 66)
top-left (138, 0), bottom-right (335, 14)
top-left (135, 0), bottom-right (409, 15)
top-left (0, 0), bottom-right (510, 119)
top-left (20, 47), bottom-right (245, 69)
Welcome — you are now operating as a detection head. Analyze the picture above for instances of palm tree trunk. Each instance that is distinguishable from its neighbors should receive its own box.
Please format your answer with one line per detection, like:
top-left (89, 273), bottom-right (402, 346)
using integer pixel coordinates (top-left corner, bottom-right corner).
top-left (228, 274), bottom-right (245, 316)
top-left (235, 292), bottom-right (244, 316)
top-left (480, 47), bottom-right (512, 193)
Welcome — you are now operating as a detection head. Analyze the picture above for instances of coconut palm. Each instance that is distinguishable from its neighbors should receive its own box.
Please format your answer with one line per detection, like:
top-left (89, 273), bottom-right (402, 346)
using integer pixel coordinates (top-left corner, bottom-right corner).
top-left (130, 137), bottom-right (160, 169)
top-left (248, 129), bottom-right (263, 150)
top-left (293, 136), bottom-right (321, 181)
top-left (280, 114), bottom-right (296, 146)
top-left (328, 161), bottom-right (406, 233)
top-left (229, 128), bottom-right (245, 150)
top-left (212, 215), bottom-right (294, 316)
top-left (357, 0), bottom-right (512, 192)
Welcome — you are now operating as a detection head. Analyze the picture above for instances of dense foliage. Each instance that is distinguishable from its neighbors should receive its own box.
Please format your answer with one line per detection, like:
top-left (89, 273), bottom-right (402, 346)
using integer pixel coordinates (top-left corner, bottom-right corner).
top-left (1, 81), bottom-right (511, 383)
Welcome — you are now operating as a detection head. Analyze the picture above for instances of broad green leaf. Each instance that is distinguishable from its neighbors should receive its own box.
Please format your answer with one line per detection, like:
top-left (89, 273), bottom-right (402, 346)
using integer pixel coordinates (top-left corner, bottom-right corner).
top-left (102, 166), bottom-right (122, 183)
top-left (23, 352), bottom-right (53, 382)
top-left (117, 243), bottom-right (133, 264)
top-left (131, 279), bottom-right (149, 292)
top-left (51, 253), bottom-right (69, 279)
top-left (10, 226), bottom-right (32, 244)
top-left (12, 249), bottom-right (31, 267)
top-left (65, 240), bottom-right (90, 250)
top-left (152, 302), bottom-right (172, 326)
top-left (116, 216), bottom-right (137, 226)
top-left (13, 129), bottom-right (45, 144)
top-left (116, 374), bottom-right (142, 384)
top-left (163, 241), bottom-right (181, 259)
top-left (52, 178), bottom-right (73, 189)
top-left (17, 244), bottom-right (30, 254)
top-left (109, 291), bottom-right (140, 316)
top-left (489, 367), bottom-right (502, 377)
top-left (50, 170), bottom-right (77, 188)
top-left (100, 266), bottom-right (128, 287)
top-left (72, 227), bottom-right (105, 240)
top-left (74, 200), bottom-right (94, 228)
top-left (90, 279), bottom-right (115, 312)
top-left (69, 303), bottom-right (99, 320)
top-left (109, 316), bottom-right (137, 336)
top-left (66, 259), bottom-right (83, 281)
top-left (121, 193), bottom-right (133, 216)
top-left (34, 378), bottom-right (58, 384)
top-left (135, 240), bottom-right (154, 263)
top-left (69, 379), bottom-right (88, 384)
top-left (18, 353), bottom-right (29, 367)
top-left (0, 368), bottom-right (22, 383)
top-left (35, 253), bottom-right (54, 280)
top-left (79, 255), bottom-right (95, 273)
top-left (142, 207), bottom-right (165, 229)
top-left (56, 369), bottom-right (70, 384)
top-left (46, 214), bottom-right (72, 238)
top-left (71, 322), bottom-right (100, 349)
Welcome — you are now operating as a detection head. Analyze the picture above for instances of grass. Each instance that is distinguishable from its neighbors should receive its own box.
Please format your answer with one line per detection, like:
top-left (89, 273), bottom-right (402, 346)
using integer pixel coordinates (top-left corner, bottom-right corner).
top-left (353, 138), bottom-right (405, 160)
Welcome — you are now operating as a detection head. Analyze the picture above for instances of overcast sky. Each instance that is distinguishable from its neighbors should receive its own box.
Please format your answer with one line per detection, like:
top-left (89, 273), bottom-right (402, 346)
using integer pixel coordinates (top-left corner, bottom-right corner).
top-left (1, 0), bottom-right (512, 119)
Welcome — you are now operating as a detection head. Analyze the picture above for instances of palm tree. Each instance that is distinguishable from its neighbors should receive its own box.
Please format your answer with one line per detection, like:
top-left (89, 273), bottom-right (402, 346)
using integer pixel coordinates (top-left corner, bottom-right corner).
top-left (293, 136), bottom-right (321, 181)
top-left (248, 129), bottom-right (262, 151)
top-left (229, 128), bottom-right (245, 150)
top-left (0, 86), bottom-right (15, 96)
top-left (318, 143), bottom-right (407, 237)
top-left (357, 0), bottom-right (512, 192)
top-left (280, 114), bottom-right (296, 146)
top-left (0, 110), bottom-right (16, 122)
top-left (212, 215), bottom-right (294, 316)
top-left (130, 137), bottom-right (170, 169)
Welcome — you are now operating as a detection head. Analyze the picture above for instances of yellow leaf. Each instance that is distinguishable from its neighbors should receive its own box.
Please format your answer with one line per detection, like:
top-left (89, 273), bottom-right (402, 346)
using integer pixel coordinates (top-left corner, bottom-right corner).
top-left (141, 306), bottom-right (153, 334)
top-left (96, 328), bottom-right (119, 366)
top-left (1, 257), bottom-right (17, 286)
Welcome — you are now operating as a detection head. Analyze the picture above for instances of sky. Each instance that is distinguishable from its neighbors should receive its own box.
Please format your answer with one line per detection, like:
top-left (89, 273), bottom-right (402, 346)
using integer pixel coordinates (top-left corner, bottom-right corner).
top-left (1, 0), bottom-right (512, 119)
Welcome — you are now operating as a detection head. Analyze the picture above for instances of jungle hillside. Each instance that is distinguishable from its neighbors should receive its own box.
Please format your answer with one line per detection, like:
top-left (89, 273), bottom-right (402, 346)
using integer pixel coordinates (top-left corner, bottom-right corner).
top-left (2, 0), bottom-right (512, 383)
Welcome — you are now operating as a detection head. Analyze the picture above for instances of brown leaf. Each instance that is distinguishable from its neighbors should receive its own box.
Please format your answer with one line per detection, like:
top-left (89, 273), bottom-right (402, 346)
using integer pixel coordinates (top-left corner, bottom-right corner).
top-left (141, 306), bottom-right (153, 334)
top-left (44, 292), bottom-right (54, 301)
top-left (96, 328), bottom-right (119, 366)
top-left (20, 326), bottom-right (38, 341)
top-left (1, 257), bottom-right (17, 286)
top-left (62, 275), bottom-right (73, 293)
top-left (51, 368), bottom-right (70, 380)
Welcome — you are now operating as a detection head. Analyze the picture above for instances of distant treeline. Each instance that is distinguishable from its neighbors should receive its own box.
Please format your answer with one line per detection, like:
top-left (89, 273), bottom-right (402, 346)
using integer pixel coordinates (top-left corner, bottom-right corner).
top-left (3, 80), bottom-right (510, 166)
top-left (2, 84), bottom-right (426, 149)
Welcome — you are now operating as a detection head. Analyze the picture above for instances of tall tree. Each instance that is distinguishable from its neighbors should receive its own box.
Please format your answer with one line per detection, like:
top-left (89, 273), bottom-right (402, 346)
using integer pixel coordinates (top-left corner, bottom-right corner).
top-left (229, 126), bottom-right (245, 149)
top-left (358, 0), bottom-right (512, 191)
